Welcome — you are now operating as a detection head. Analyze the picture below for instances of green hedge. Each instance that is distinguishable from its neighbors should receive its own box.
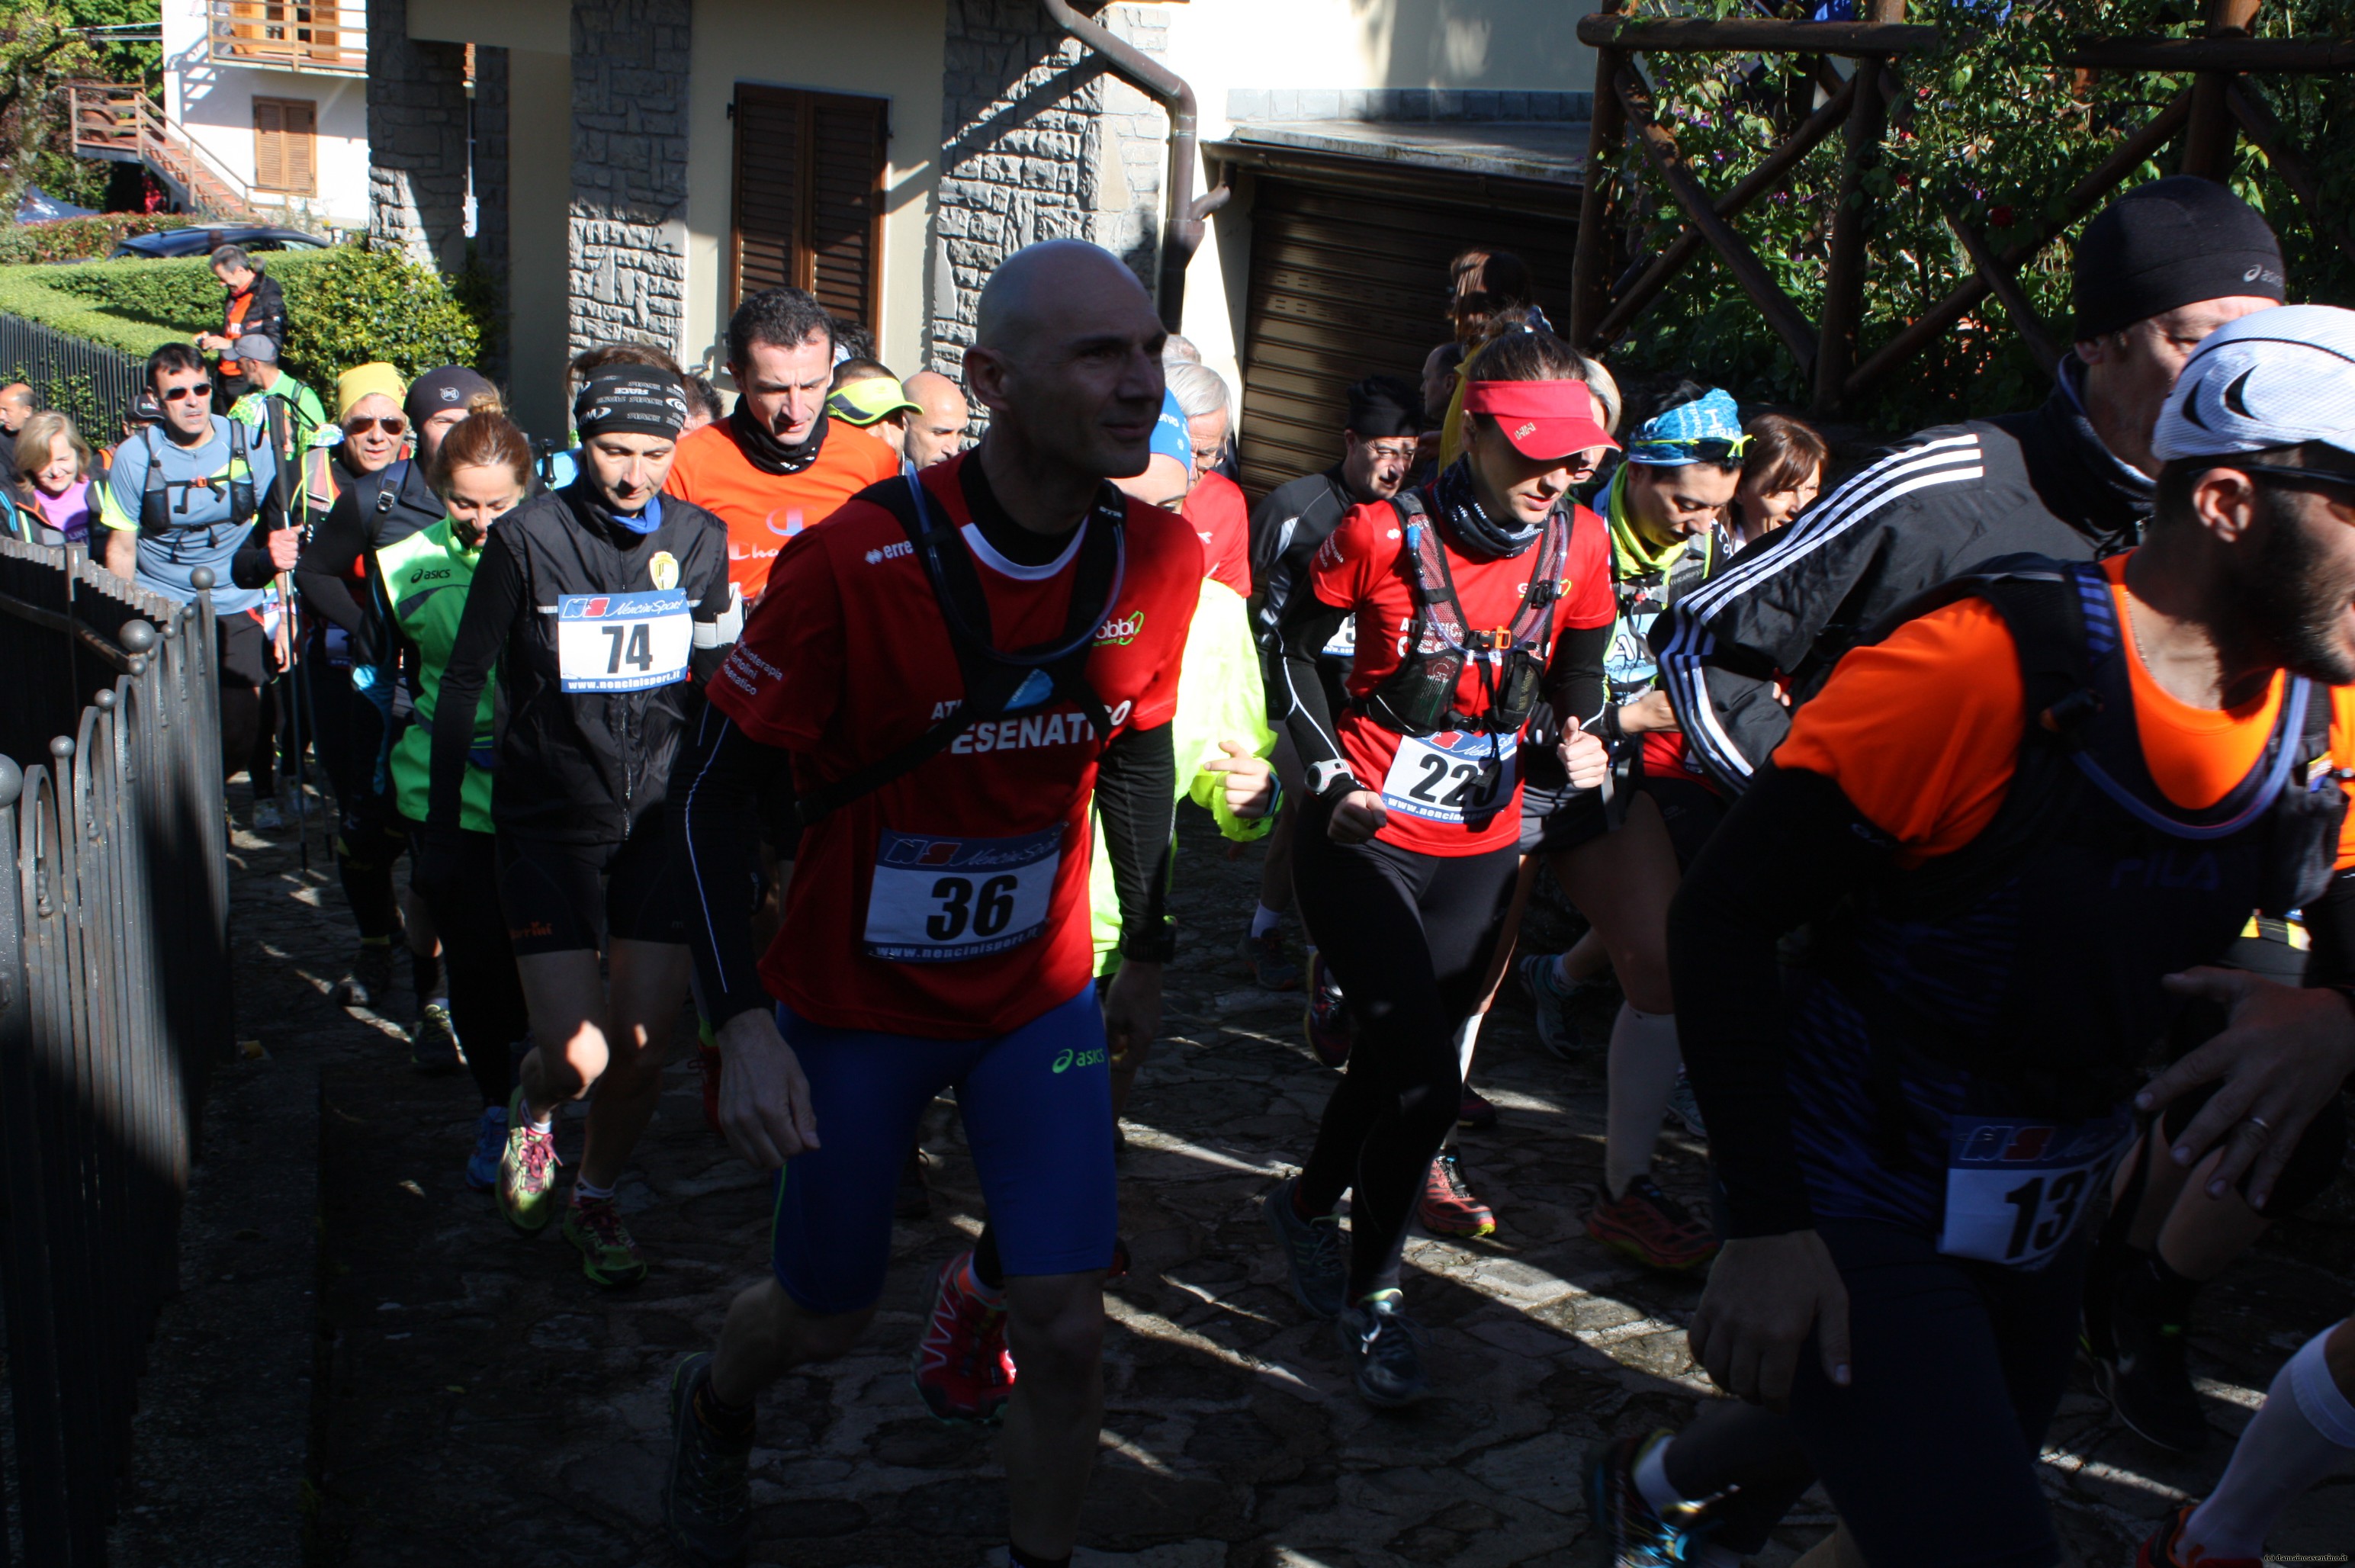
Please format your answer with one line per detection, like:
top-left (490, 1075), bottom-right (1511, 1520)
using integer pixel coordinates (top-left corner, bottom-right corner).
top-left (0, 214), bottom-right (196, 266)
top-left (0, 242), bottom-right (485, 387)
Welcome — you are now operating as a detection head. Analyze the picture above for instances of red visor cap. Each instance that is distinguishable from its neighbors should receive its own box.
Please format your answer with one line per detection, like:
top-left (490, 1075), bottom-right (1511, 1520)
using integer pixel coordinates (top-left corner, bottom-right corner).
top-left (1461, 379), bottom-right (1619, 462)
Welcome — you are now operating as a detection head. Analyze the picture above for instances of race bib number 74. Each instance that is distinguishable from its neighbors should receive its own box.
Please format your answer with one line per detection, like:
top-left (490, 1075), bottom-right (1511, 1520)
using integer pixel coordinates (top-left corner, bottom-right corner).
top-left (556, 590), bottom-right (690, 692)
top-left (863, 827), bottom-right (1062, 963)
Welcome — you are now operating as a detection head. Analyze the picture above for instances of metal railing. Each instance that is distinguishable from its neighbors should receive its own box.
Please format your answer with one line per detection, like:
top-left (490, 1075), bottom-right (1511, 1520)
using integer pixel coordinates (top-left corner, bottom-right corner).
top-left (0, 541), bottom-right (230, 1566)
top-left (207, 0), bottom-right (365, 74)
top-left (0, 312), bottom-right (147, 450)
top-left (67, 82), bottom-right (264, 221)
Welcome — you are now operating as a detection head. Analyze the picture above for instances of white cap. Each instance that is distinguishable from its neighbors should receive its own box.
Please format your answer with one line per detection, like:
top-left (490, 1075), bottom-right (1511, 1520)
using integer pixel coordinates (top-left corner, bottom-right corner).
top-left (2153, 304), bottom-right (2355, 461)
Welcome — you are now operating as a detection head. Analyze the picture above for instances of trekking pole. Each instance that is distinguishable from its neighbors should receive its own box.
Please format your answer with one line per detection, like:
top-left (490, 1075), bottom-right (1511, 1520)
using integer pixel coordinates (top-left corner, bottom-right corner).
top-left (266, 397), bottom-right (310, 872)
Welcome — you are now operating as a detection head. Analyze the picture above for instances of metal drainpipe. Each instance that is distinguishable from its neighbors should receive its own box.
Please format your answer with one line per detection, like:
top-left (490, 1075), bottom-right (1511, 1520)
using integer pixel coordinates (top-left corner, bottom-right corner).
top-left (1041, 0), bottom-right (1232, 331)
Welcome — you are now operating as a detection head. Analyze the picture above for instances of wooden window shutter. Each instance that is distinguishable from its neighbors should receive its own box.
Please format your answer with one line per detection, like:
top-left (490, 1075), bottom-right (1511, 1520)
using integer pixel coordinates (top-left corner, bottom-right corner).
top-left (252, 98), bottom-right (315, 194)
top-left (729, 85), bottom-right (886, 332)
top-left (252, 99), bottom-right (284, 191)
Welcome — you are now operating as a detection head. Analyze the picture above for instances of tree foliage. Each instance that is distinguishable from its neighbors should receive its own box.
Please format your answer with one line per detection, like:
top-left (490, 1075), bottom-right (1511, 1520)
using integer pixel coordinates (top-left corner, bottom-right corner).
top-left (1608, 0), bottom-right (2355, 432)
top-left (0, 0), bottom-right (95, 217)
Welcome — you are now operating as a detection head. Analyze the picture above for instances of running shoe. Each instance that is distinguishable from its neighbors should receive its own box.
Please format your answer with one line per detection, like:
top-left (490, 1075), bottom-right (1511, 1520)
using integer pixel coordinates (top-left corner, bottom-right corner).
top-left (410, 1000), bottom-right (461, 1077)
top-left (564, 1193), bottom-right (650, 1287)
top-left (1335, 1290), bottom-right (1428, 1408)
top-left (1586, 1431), bottom-right (1714, 1567)
top-left (2135, 1505), bottom-right (2259, 1568)
top-left (663, 1351), bottom-right (752, 1568)
top-left (1519, 951), bottom-right (1587, 1059)
top-left (1586, 1176), bottom-right (1719, 1272)
top-left (1418, 1152), bottom-right (1496, 1239)
top-left (1664, 1067), bottom-right (1707, 1139)
top-left (329, 939), bottom-right (396, 1011)
top-left (1239, 927), bottom-right (1303, 991)
top-left (1457, 1088), bottom-right (1499, 1130)
top-left (250, 797), bottom-right (287, 833)
top-left (1303, 951), bottom-right (1353, 1068)
top-left (912, 1251), bottom-right (1015, 1424)
top-left (497, 1088), bottom-right (560, 1233)
top-left (464, 1104), bottom-right (506, 1192)
top-left (1263, 1176), bottom-right (1347, 1319)
top-left (2098, 1254), bottom-right (2211, 1454)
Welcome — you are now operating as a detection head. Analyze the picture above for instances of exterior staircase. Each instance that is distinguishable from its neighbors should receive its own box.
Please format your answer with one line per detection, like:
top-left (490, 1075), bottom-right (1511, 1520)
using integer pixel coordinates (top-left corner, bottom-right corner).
top-left (67, 82), bottom-right (268, 223)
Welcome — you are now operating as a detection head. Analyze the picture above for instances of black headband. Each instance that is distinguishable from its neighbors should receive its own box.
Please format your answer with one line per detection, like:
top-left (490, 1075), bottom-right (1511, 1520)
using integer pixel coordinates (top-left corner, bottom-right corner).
top-left (574, 368), bottom-right (688, 440)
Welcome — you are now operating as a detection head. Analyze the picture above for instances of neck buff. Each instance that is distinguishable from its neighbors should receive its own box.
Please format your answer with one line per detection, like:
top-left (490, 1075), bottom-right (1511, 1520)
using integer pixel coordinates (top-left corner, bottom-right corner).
top-left (1434, 455), bottom-right (1542, 558)
top-left (1605, 464), bottom-right (1692, 579)
top-left (729, 403), bottom-right (828, 476)
top-left (569, 477), bottom-right (666, 537)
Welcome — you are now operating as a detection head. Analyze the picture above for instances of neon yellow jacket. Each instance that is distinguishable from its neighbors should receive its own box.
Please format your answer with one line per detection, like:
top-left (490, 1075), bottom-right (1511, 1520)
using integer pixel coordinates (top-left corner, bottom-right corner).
top-left (1091, 576), bottom-right (1275, 975)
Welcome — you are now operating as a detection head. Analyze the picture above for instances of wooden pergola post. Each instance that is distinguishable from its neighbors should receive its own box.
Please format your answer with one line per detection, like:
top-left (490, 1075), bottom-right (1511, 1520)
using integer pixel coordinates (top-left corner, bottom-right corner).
top-left (2181, 0), bottom-right (2260, 180)
top-left (1812, 0), bottom-right (1902, 415)
top-left (1569, 0), bottom-right (1628, 349)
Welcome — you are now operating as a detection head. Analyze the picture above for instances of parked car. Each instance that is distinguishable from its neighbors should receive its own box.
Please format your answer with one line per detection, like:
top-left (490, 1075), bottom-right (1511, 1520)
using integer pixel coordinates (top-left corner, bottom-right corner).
top-left (108, 226), bottom-right (328, 261)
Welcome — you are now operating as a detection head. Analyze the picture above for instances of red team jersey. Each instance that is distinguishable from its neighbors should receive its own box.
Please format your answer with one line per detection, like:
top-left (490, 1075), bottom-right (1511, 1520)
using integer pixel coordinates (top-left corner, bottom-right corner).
top-left (1310, 496), bottom-right (1614, 856)
top-left (708, 452), bottom-right (1203, 1036)
top-left (1181, 470), bottom-right (1252, 599)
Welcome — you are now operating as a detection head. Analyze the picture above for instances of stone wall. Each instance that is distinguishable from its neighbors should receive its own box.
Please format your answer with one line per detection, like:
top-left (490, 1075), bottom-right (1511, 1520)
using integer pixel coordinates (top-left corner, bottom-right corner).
top-left (365, 0), bottom-right (471, 275)
top-left (471, 45), bottom-right (511, 381)
top-left (927, 2), bottom-right (1174, 380)
top-left (567, 0), bottom-right (692, 359)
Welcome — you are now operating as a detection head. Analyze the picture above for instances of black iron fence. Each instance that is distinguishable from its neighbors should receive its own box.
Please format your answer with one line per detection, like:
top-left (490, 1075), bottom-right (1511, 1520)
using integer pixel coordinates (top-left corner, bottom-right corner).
top-left (0, 538), bottom-right (230, 1566)
top-left (0, 312), bottom-right (148, 451)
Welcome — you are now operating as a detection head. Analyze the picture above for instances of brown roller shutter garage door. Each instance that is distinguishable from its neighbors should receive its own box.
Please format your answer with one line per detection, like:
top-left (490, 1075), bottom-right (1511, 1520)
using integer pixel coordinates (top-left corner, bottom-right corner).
top-left (1237, 177), bottom-right (1576, 500)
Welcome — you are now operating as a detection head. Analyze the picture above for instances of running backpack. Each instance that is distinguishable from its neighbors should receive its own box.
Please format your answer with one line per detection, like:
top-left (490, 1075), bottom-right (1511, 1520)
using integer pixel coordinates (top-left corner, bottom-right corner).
top-left (1355, 487), bottom-right (1571, 738)
top-left (791, 471), bottom-right (1126, 826)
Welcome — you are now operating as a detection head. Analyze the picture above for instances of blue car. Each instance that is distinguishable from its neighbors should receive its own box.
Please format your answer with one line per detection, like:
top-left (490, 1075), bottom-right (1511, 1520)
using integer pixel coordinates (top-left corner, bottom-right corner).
top-left (108, 225), bottom-right (328, 260)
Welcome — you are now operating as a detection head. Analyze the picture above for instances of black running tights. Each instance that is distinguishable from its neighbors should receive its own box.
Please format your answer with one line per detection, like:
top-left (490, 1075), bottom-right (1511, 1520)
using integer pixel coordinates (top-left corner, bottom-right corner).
top-left (1291, 799), bottom-right (1518, 1299)
top-left (408, 826), bottom-right (529, 1108)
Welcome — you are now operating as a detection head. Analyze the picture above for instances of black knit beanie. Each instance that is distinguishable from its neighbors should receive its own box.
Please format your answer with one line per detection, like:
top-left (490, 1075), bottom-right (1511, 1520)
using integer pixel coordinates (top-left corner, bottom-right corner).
top-left (2072, 176), bottom-right (2285, 340)
top-left (573, 367), bottom-right (688, 440)
top-left (405, 365), bottom-right (497, 427)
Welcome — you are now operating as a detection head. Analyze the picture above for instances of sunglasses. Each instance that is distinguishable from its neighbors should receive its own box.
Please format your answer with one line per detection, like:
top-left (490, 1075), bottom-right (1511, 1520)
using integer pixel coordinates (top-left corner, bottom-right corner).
top-left (1631, 435), bottom-right (1753, 464)
top-left (345, 416), bottom-right (408, 437)
top-left (161, 382), bottom-right (212, 402)
top-left (2241, 463), bottom-right (2355, 494)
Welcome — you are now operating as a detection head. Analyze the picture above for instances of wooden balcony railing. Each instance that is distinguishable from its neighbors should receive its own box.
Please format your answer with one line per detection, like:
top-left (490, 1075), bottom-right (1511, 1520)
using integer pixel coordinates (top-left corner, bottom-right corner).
top-left (68, 82), bottom-right (265, 221)
top-left (207, 0), bottom-right (365, 75)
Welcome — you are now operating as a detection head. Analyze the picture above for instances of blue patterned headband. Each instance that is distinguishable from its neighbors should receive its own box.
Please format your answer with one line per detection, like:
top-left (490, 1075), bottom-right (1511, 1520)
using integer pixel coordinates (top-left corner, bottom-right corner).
top-left (1625, 387), bottom-right (1749, 467)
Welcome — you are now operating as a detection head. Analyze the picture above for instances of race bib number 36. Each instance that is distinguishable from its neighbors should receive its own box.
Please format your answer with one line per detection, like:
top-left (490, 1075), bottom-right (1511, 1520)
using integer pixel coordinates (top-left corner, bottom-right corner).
top-left (556, 590), bottom-right (690, 692)
top-left (1380, 730), bottom-right (1516, 825)
top-left (1937, 1112), bottom-right (2132, 1271)
top-left (864, 827), bottom-right (1062, 963)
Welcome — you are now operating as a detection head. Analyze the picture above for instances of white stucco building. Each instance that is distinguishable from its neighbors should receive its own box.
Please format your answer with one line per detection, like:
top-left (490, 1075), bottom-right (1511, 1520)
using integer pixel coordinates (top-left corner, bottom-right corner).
top-left (162, 0), bottom-right (374, 231)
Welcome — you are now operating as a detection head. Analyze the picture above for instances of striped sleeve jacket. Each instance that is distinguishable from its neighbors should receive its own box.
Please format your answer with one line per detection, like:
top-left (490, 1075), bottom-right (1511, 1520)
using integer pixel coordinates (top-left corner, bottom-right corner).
top-left (1650, 372), bottom-right (2154, 793)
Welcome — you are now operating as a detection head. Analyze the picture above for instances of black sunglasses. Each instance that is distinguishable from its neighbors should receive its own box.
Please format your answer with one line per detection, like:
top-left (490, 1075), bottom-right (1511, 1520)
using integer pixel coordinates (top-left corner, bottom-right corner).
top-left (162, 382), bottom-right (212, 402)
top-left (2240, 462), bottom-right (2355, 497)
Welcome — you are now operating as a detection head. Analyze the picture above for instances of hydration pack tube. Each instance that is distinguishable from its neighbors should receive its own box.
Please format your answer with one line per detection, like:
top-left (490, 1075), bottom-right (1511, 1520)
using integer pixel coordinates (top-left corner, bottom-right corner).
top-left (1357, 487), bottom-right (1569, 738)
top-left (792, 470), bottom-right (1126, 827)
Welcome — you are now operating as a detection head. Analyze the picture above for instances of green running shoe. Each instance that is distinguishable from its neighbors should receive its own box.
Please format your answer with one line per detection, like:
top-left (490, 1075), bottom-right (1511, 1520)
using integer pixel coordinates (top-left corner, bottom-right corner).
top-left (497, 1087), bottom-right (560, 1233)
top-left (564, 1193), bottom-right (649, 1287)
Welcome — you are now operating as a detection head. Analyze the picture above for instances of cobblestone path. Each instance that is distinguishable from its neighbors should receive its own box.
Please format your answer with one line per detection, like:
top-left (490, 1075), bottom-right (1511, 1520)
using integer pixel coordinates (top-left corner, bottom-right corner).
top-left (214, 797), bottom-right (2355, 1566)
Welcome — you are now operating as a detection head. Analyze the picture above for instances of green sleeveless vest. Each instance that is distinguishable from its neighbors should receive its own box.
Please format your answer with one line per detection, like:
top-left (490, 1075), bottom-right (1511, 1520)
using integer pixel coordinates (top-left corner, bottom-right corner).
top-left (378, 519), bottom-right (495, 834)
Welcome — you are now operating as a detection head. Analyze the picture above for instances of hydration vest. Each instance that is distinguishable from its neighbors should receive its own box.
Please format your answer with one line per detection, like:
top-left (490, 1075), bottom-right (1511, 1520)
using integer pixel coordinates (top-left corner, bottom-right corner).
top-left (138, 419), bottom-right (257, 536)
top-left (792, 469), bottom-right (1126, 826)
top-left (1356, 487), bottom-right (1572, 738)
top-left (1815, 554), bottom-right (2347, 1120)
top-left (349, 459), bottom-right (448, 551)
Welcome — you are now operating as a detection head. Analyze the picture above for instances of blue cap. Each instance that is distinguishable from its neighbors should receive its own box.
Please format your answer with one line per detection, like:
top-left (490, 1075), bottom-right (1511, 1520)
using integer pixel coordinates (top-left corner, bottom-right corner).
top-left (1150, 390), bottom-right (1191, 471)
top-left (1625, 387), bottom-right (1749, 467)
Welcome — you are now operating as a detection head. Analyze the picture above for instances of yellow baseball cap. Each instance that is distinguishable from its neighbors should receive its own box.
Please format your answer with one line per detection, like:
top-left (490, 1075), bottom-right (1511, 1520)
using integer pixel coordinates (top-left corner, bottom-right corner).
top-left (826, 375), bottom-right (922, 427)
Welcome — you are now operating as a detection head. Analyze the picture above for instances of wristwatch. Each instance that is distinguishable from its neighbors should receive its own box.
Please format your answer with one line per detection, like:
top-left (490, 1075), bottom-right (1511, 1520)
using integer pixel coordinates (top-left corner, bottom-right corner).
top-left (1306, 760), bottom-right (1363, 800)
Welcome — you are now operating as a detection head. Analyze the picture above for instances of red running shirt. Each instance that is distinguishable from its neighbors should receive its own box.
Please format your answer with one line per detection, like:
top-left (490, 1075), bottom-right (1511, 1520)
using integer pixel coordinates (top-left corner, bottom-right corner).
top-left (1310, 498), bottom-right (1615, 856)
top-left (708, 452), bottom-right (1203, 1036)
top-left (1181, 471), bottom-right (1252, 599)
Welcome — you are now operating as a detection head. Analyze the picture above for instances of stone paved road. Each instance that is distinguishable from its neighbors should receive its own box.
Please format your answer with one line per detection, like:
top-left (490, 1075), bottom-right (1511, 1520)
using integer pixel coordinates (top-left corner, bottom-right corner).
top-left (216, 796), bottom-right (2355, 1567)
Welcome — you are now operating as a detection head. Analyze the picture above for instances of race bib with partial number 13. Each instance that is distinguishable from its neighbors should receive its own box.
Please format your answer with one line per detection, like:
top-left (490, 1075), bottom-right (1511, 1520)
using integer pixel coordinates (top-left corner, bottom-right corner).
top-left (863, 827), bottom-right (1062, 963)
top-left (1937, 1111), bottom-right (2133, 1271)
top-left (556, 590), bottom-right (691, 692)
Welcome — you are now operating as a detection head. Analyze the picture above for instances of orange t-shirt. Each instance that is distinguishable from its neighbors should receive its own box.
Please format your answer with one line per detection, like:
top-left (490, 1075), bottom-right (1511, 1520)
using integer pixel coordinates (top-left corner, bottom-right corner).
top-left (1776, 552), bottom-right (2355, 870)
top-left (663, 415), bottom-right (900, 602)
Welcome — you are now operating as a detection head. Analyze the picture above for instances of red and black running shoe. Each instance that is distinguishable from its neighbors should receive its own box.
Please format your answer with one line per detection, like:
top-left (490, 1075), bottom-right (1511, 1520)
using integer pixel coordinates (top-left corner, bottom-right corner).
top-left (912, 1251), bottom-right (1015, 1425)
